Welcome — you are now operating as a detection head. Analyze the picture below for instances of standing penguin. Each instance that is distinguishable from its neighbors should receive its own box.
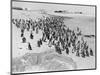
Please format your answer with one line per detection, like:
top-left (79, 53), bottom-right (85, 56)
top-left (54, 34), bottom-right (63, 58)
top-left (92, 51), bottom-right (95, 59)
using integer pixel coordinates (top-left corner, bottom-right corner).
top-left (30, 32), bottom-right (34, 39)
top-left (90, 48), bottom-right (94, 56)
top-left (85, 50), bottom-right (89, 57)
top-left (81, 50), bottom-right (85, 58)
top-left (21, 29), bottom-right (24, 37)
top-left (37, 40), bottom-right (41, 47)
top-left (21, 33), bottom-right (24, 37)
top-left (76, 50), bottom-right (80, 57)
top-left (55, 45), bottom-right (62, 54)
top-left (28, 42), bottom-right (32, 50)
top-left (65, 47), bottom-right (69, 55)
top-left (22, 37), bottom-right (26, 43)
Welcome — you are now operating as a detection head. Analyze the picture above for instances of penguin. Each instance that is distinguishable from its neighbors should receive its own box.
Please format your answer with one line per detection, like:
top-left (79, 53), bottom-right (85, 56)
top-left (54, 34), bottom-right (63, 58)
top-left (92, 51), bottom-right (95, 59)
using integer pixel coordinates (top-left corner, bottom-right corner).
top-left (39, 39), bottom-right (42, 45)
top-left (30, 32), bottom-right (34, 39)
top-left (37, 40), bottom-right (41, 47)
top-left (81, 50), bottom-right (85, 58)
top-left (55, 45), bottom-right (62, 54)
top-left (21, 33), bottom-right (24, 37)
top-left (65, 47), bottom-right (69, 54)
top-left (28, 42), bottom-right (32, 50)
top-left (22, 37), bottom-right (26, 43)
top-left (90, 48), bottom-right (94, 56)
top-left (76, 50), bottom-right (80, 57)
top-left (85, 50), bottom-right (89, 57)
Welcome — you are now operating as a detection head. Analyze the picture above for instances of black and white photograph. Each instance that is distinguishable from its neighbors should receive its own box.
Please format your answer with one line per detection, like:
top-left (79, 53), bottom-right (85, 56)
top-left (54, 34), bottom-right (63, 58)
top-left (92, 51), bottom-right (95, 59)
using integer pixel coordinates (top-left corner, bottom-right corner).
top-left (11, 0), bottom-right (96, 74)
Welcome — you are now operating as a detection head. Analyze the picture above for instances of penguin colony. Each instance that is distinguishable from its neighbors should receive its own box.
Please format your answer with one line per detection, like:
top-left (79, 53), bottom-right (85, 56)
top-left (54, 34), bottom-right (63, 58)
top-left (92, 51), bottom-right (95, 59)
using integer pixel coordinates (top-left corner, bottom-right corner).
top-left (12, 15), bottom-right (94, 58)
